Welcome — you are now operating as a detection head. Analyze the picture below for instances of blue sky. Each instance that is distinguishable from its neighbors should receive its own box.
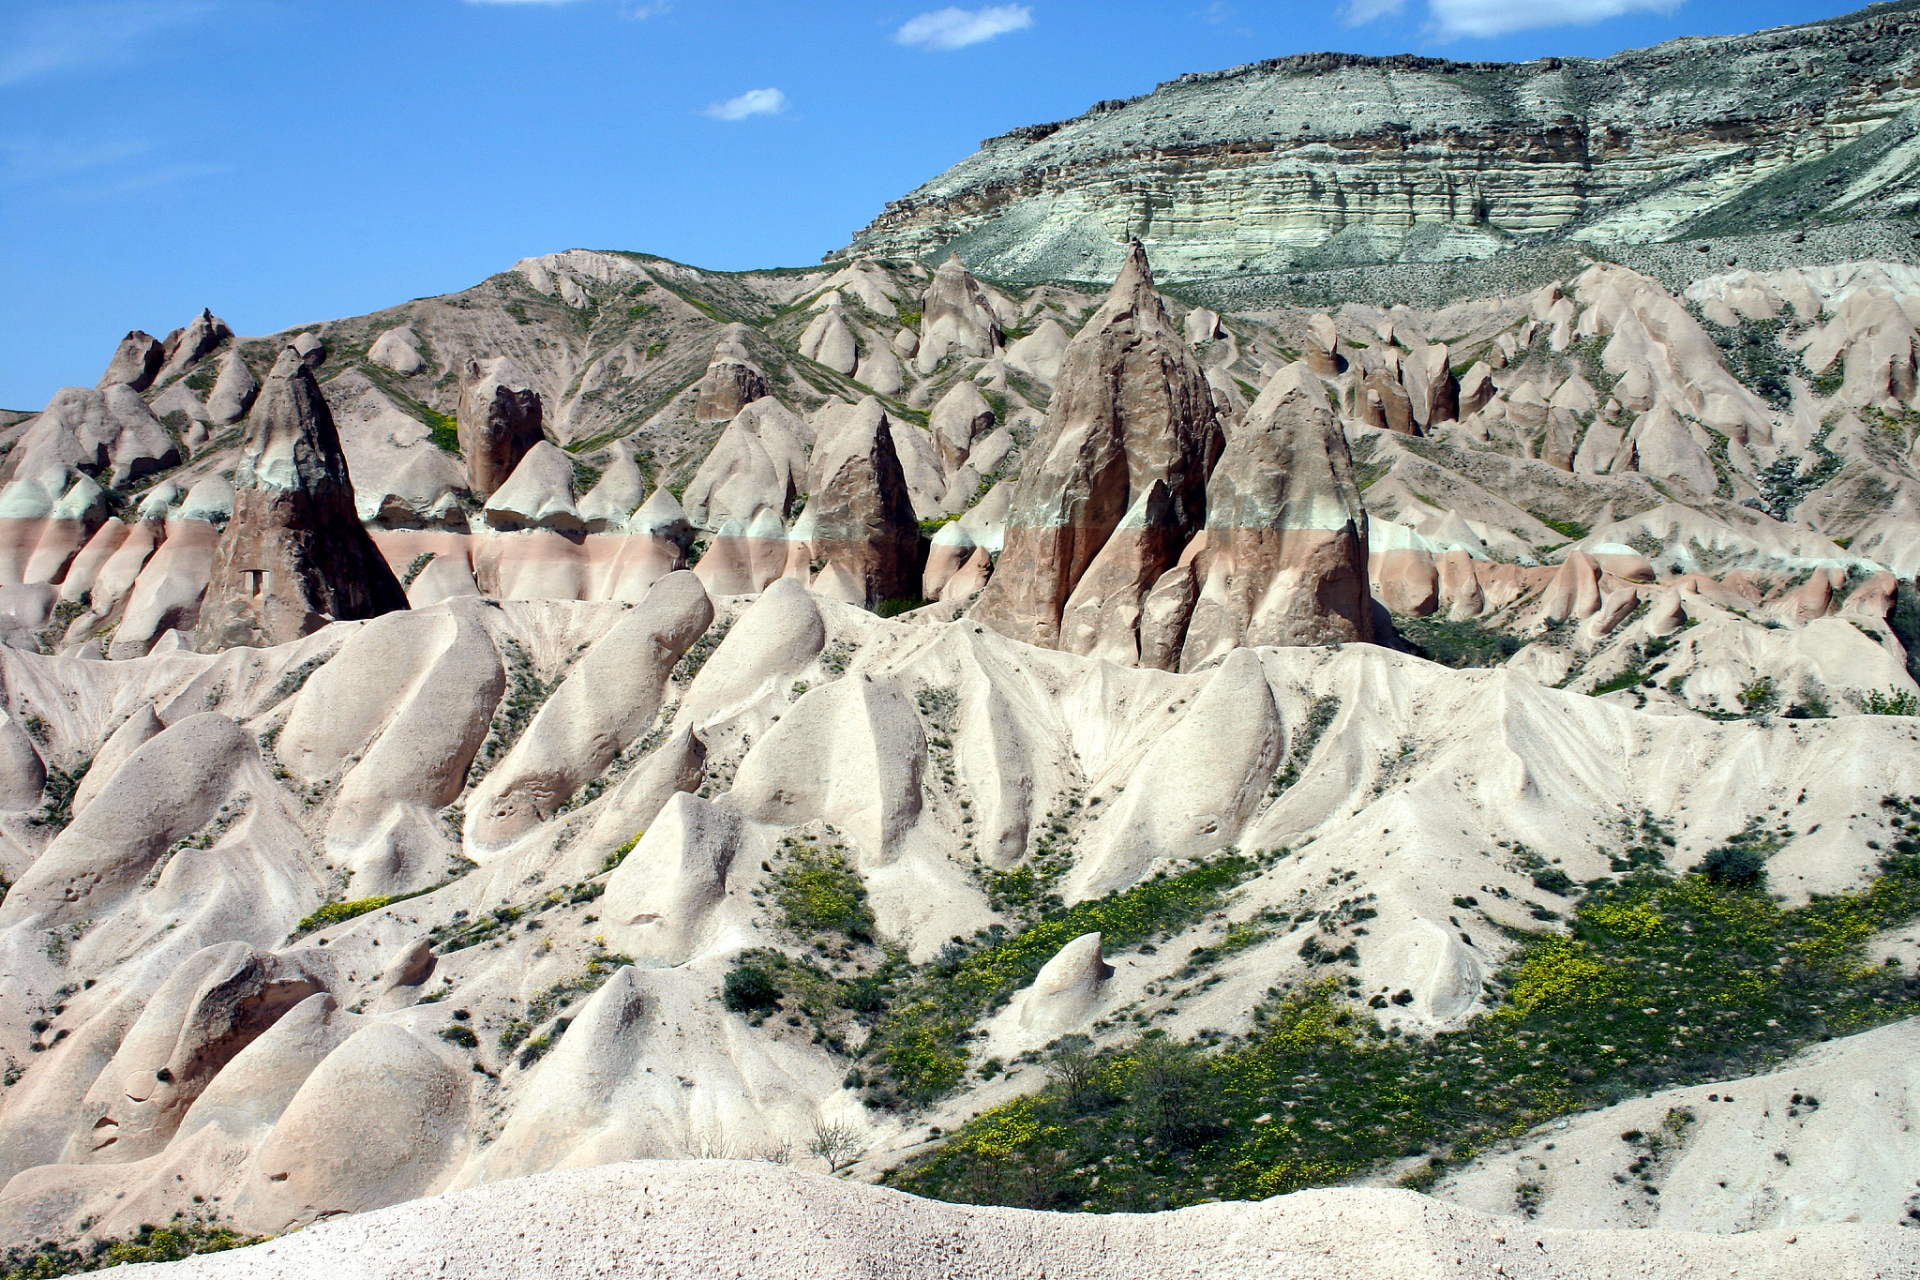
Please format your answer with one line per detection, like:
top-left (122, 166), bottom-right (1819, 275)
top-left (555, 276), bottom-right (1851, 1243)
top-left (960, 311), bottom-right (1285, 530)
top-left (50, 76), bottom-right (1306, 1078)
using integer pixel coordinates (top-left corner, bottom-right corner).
top-left (0, 0), bottom-right (1869, 408)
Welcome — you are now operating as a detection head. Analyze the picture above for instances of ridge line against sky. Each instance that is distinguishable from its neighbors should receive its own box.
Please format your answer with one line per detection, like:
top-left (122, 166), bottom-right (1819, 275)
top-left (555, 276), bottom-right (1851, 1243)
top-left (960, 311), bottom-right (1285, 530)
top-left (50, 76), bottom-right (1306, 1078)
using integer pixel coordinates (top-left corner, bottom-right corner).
top-left (0, 0), bottom-right (1873, 406)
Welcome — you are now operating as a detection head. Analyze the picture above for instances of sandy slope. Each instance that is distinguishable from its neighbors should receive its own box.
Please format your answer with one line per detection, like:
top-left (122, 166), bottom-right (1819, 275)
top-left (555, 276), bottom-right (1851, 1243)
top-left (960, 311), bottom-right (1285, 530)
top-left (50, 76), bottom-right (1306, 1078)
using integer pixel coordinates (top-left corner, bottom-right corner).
top-left (128, 1160), bottom-right (1916, 1280)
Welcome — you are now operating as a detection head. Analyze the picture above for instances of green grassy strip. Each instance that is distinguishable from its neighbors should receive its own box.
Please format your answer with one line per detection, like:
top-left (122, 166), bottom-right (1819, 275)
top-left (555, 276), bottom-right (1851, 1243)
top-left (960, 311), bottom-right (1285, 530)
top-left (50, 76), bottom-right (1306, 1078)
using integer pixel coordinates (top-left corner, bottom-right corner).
top-left (890, 799), bottom-right (1920, 1212)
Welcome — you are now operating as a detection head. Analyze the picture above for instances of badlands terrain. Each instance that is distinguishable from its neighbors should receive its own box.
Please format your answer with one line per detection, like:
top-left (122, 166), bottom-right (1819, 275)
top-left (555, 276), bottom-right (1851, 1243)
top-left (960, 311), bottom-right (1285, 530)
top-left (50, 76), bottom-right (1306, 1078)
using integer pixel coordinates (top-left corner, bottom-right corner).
top-left (1, 3), bottom-right (1919, 1276)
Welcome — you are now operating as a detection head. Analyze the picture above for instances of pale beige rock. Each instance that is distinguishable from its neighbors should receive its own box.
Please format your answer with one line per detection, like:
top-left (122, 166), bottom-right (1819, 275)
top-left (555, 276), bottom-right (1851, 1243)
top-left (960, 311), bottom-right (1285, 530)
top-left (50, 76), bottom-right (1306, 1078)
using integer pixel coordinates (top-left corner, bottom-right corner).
top-left (465, 572), bottom-right (712, 850)
top-left (800, 398), bottom-right (919, 610)
top-left (915, 254), bottom-right (1001, 374)
top-left (69, 704), bottom-right (163, 819)
top-left (235, 1023), bottom-right (468, 1231)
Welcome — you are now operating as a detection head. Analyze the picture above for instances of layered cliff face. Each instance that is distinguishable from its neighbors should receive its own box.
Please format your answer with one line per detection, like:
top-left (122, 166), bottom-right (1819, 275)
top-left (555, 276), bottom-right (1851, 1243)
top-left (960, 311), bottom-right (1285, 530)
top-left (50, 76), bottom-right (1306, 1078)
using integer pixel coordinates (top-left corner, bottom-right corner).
top-left (842, 3), bottom-right (1920, 281)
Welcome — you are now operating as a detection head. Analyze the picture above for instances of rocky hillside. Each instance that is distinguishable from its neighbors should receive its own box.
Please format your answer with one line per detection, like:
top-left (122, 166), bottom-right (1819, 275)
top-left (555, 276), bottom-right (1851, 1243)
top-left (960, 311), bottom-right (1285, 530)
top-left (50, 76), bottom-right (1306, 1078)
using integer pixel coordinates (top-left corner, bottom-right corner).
top-left (842, 1), bottom-right (1920, 282)
top-left (1, 7), bottom-right (1920, 1276)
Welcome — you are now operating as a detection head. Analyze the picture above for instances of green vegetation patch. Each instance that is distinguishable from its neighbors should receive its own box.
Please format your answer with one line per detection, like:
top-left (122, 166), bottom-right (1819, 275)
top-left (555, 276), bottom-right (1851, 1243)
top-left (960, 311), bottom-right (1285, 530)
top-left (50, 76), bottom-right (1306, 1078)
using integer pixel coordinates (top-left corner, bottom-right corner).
top-left (858, 854), bottom-right (1260, 1111)
top-left (890, 799), bottom-right (1920, 1212)
top-left (772, 839), bottom-right (876, 943)
top-left (1394, 616), bottom-right (1524, 669)
top-left (3, 1215), bottom-right (264, 1278)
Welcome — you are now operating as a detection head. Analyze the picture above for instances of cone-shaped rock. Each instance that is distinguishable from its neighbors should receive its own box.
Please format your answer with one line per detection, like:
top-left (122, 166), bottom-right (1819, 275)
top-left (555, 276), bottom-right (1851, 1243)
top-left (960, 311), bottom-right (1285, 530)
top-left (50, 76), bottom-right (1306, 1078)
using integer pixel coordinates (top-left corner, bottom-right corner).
top-left (195, 347), bottom-right (407, 649)
top-left (915, 254), bottom-right (1001, 374)
top-left (457, 358), bottom-right (545, 498)
top-left (971, 241), bottom-right (1223, 650)
top-left (1178, 362), bottom-right (1372, 667)
top-left (694, 324), bottom-right (772, 422)
top-left (802, 396), bottom-right (919, 610)
top-left (98, 331), bottom-right (165, 391)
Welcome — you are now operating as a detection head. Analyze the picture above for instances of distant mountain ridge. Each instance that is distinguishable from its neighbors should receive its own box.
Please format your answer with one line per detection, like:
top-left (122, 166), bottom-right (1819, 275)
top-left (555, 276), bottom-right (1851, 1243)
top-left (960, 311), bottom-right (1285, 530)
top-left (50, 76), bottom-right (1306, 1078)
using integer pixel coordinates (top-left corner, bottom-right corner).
top-left (841, 0), bottom-right (1920, 282)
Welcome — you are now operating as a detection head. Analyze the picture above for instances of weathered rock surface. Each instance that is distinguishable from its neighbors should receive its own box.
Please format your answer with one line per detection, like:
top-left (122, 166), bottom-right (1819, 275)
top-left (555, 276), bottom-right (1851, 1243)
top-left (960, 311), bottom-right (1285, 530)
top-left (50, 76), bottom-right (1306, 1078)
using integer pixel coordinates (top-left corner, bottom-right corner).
top-left (456, 358), bottom-right (545, 497)
top-left (694, 325), bottom-right (773, 422)
top-left (98, 331), bottom-right (165, 391)
top-left (973, 242), bottom-right (1222, 649)
top-left (842, 6), bottom-right (1920, 279)
top-left (799, 397), bottom-right (920, 609)
top-left (195, 347), bottom-right (408, 649)
top-left (915, 255), bottom-right (1001, 374)
top-left (1181, 363), bottom-right (1374, 664)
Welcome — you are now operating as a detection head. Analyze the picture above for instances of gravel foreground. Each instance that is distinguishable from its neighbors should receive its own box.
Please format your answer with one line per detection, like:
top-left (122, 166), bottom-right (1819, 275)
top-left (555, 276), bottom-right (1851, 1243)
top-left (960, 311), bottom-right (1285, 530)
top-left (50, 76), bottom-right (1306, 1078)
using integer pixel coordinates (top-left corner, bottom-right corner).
top-left (128, 1160), bottom-right (1918, 1279)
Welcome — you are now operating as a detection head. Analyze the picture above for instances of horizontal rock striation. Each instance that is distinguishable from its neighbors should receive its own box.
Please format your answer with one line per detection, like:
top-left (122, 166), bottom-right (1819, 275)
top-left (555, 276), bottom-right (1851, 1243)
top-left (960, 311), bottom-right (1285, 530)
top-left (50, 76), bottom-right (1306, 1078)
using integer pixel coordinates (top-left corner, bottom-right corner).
top-left (841, 4), bottom-right (1920, 280)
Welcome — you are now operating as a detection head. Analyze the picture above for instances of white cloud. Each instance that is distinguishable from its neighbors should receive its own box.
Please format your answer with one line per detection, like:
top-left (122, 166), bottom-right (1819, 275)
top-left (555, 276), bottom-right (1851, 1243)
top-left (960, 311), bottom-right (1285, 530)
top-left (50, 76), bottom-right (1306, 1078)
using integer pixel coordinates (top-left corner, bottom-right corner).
top-left (1428, 0), bottom-right (1679, 37)
top-left (1340, 0), bottom-right (1404, 23)
top-left (0, 1), bottom-right (212, 87)
top-left (1344, 0), bottom-right (1681, 36)
top-left (895, 5), bottom-right (1033, 51)
top-left (703, 87), bottom-right (786, 120)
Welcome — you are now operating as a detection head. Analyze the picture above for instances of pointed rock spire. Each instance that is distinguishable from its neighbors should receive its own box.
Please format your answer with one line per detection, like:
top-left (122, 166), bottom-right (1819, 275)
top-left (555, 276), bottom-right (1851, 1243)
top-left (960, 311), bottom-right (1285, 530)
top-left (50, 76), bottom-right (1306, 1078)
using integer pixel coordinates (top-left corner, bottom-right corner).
top-left (195, 346), bottom-right (407, 649)
top-left (971, 241), bottom-right (1223, 651)
top-left (1177, 362), bottom-right (1373, 665)
top-left (801, 396), bottom-right (919, 610)
top-left (915, 253), bottom-right (1001, 374)
top-left (695, 324), bottom-right (772, 422)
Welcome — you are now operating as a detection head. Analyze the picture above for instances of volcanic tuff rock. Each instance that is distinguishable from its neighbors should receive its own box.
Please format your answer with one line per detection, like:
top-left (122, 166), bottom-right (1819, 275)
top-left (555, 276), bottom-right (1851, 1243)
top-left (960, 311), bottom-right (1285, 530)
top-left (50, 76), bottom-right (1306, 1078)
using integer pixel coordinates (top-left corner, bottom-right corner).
top-left (195, 347), bottom-right (407, 649)
top-left (973, 241), bottom-right (1223, 651)
top-left (131, 1161), bottom-right (1920, 1280)
top-left (799, 397), bottom-right (920, 608)
top-left (916, 254), bottom-right (1001, 374)
top-left (842, 4), bottom-right (1920, 280)
top-left (1180, 363), bottom-right (1374, 664)
top-left (98, 331), bottom-right (166, 392)
top-left (456, 358), bottom-right (545, 498)
top-left (694, 324), bottom-right (773, 422)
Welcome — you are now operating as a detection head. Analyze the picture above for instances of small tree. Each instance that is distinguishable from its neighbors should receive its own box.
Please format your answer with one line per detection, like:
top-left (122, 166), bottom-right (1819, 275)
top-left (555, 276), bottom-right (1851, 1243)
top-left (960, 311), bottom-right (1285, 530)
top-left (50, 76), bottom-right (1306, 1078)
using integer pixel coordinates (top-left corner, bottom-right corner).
top-left (1698, 844), bottom-right (1767, 888)
top-left (808, 1118), bottom-right (863, 1172)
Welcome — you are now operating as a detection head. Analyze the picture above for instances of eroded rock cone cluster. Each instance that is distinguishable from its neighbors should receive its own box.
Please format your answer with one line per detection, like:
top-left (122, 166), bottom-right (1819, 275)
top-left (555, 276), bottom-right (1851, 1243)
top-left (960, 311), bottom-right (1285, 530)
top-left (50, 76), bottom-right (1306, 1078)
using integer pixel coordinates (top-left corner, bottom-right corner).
top-left (972, 242), bottom-right (1371, 665)
top-left (196, 347), bottom-right (408, 648)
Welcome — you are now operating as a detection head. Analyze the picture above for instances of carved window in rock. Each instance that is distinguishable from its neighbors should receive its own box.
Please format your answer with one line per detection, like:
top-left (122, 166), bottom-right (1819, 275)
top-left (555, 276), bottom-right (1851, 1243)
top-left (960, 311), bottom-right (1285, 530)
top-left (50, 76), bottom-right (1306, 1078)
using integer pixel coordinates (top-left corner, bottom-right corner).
top-left (245, 569), bottom-right (269, 598)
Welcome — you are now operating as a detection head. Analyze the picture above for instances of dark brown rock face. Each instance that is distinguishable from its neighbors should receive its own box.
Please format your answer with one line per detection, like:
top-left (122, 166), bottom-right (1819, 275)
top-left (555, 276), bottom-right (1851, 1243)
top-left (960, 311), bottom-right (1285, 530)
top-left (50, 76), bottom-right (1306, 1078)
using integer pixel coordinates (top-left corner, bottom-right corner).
top-left (457, 359), bottom-right (545, 497)
top-left (695, 325), bottom-right (772, 423)
top-left (802, 396), bottom-right (920, 610)
top-left (98, 331), bottom-right (165, 391)
top-left (196, 348), bottom-right (407, 649)
top-left (971, 241), bottom-right (1223, 652)
top-left (1178, 363), bottom-right (1373, 667)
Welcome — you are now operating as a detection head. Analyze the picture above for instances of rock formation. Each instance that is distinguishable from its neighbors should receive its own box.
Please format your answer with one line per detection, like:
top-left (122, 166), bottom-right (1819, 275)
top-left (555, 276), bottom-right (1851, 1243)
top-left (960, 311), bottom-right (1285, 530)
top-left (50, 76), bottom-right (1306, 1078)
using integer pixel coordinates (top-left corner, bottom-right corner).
top-left (98, 331), bottom-right (165, 391)
top-left (915, 254), bottom-right (1001, 373)
top-left (456, 358), bottom-right (545, 497)
top-left (1179, 363), bottom-right (1374, 666)
top-left (694, 325), bottom-right (772, 422)
top-left (841, 5), bottom-right (1920, 279)
top-left (972, 241), bottom-right (1222, 650)
top-left (195, 346), bottom-right (408, 649)
top-left (798, 397), bottom-right (919, 609)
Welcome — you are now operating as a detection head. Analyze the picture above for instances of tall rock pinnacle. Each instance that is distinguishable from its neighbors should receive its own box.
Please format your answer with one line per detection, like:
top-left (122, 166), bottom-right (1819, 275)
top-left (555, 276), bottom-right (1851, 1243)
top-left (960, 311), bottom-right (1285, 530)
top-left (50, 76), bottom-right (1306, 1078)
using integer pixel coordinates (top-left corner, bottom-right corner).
top-left (971, 241), bottom-right (1223, 653)
top-left (196, 346), bottom-right (407, 649)
top-left (1178, 362), bottom-right (1373, 665)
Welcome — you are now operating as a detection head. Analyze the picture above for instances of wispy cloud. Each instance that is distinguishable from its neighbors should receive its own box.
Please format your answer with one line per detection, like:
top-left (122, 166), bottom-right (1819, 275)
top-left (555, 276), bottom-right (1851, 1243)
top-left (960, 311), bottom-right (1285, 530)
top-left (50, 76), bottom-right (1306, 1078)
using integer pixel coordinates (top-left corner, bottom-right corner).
top-left (894, 5), bottom-right (1033, 51)
top-left (1426, 0), bottom-right (1680, 37)
top-left (703, 87), bottom-right (786, 121)
top-left (1340, 0), bottom-right (1405, 24)
top-left (0, 133), bottom-right (227, 203)
top-left (0, 1), bottom-right (214, 88)
top-left (1342, 0), bottom-right (1682, 36)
